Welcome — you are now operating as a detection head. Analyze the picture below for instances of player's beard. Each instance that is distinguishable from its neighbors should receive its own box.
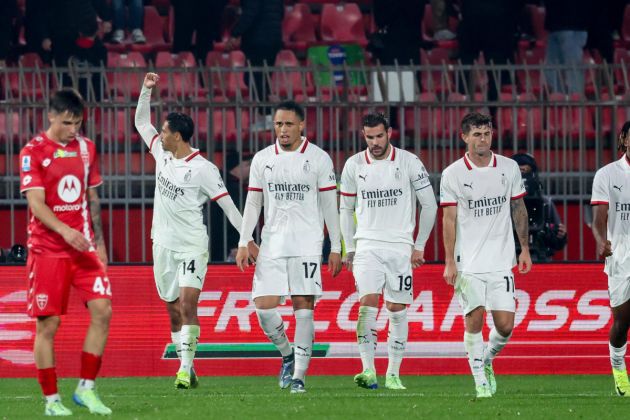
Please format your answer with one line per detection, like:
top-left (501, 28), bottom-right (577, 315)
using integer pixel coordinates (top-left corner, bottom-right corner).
top-left (370, 142), bottom-right (389, 158)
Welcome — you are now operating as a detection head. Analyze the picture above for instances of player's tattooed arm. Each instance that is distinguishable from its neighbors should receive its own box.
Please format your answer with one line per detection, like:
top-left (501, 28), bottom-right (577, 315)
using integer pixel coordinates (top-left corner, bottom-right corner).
top-left (510, 198), bottom-right (529, 249)
top-left (88, 188), bottom-right (108, 265)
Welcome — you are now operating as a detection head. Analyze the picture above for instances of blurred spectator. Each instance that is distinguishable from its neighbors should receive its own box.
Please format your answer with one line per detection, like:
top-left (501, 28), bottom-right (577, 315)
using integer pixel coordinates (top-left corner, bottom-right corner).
top-left (69, 17), bottom-right (107, 100)
top-left (225, 0), bottom-right (283, 103)
top-left (370, 0), bottom-right (426, 65)
top-left (172, 0), bottom-right (228, 61)
top-left (0, 0), bottom-right (18, 66)
top-left (26, 0), bottom-right (111, 66)
top-left (431, 0), bottom-right (455, 41)
top-left (544, 0), bottom-right (596, 94)
top-left (512, 153), bottom-right (567, 262)
top-left (457, 0), bottom-right (524, 102)
top-left (110, 0), bottom-right (146, 44)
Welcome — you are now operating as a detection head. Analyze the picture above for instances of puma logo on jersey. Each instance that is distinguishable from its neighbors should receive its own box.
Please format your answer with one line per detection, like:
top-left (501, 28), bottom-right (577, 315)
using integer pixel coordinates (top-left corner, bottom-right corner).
top-left (359, 174), bottom-right (367, 182)
top-left (464, 182), bottom-right (473, 189)
top-left (265, 165), bottom-right (274, 172)
top-left (315, 281), bottom-right (321, 288)
top-left (614, 185), bottom-right (623, 192)
top-left (297, 346), bottom-right (309, 352)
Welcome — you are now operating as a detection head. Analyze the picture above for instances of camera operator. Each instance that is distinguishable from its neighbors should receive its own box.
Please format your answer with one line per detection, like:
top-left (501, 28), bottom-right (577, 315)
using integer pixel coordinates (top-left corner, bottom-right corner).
top-left (511, 153), bottom-right (567, 261)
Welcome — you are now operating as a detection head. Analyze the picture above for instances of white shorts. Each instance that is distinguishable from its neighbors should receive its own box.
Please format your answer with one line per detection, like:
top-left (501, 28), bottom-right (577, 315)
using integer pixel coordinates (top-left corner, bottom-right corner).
top-left (352, 248), bottom-right (413, 305)
top-left (608, 275), bottom-right (630, 308)
top-left (152, 243), bottom-right (208, 302)
top-left (455, 270), bottom-right (516, 315)
top-left (252, 255), bottom-right (323, 300)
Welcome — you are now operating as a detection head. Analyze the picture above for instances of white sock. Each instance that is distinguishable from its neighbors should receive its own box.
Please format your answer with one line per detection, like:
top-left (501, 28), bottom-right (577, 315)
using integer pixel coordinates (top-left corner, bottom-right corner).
top-left (76, 379), bottom-right (95, 391)
top-left (483, 328), bottom-right (511, 365)
top-left (45, 393), bottom-right (61, 403)
top-left (357, 306), bottom-right (378, 372)
top-left (179, 325), bottom-right (200, 374)
top-left (171, 331), bottom-right (182, 360)
top-left (256, 308), bottom-right (292, 357)
top-left (386, 308), bottom-right (408, 377)
top-left (293, 309), bottom-right (314, 381)
top-left (464, 331), bottom-right (487, 387)
top-left (610, 342), bottom-right (627, 371)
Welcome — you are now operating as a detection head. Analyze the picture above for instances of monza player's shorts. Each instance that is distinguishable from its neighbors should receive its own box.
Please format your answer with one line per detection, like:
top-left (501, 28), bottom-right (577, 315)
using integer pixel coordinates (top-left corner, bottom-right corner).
top-left (252, 255), bottom-right (323, 300)
top-left (152, 243), bottom-right (208, 302)
top-left (352, 248), bottom-right (414, 305)
top-left (455, 270), bottom-right (516, 316)
top-left (608, 274), bottom-right (630, 308)
top-left (26, 251), bottom-right (111, 317)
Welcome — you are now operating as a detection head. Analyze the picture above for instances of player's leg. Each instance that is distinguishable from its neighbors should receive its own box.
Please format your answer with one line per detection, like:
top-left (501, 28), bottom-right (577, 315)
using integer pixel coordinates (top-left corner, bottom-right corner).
top-left (382, 249), bottom-right (413, 390)
top-left (28, 255), bottom-right (73, 416)
top-left (287, 255), bottom-right (323, 393)
top-left (485, 270), bottom-right (517, 395)
top-left (290, 295), bottom-right (315, 393)
top-left (72, 252), bottom-right (113, 414)
top-left (253, 256), bottom-right (293, 388)
top-left (173, 251), bottom-right (208, 389)
top-left (457, 272), bottom-right (491, 397)
top-left (609, 275), bottom-right (630, 396)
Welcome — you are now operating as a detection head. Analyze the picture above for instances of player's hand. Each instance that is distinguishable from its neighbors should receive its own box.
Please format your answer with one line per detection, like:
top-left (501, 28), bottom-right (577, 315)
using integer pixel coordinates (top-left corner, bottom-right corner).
top-left (443, 260), bottom-right (457, 286)
top-left (411, 249), bottom-right (425, 269)
top-left (102, 20), bottom-right (112, 34)
top-left (557, 223), bottom-right (567, 239)
top-left (343, 251), bottom-right (355, 272)
top-left (96, 244), bottom-right (108, 268)
top-left (235, 246), bottom-right (250, 271)
top-left (42, 38), bottom-right (52, 51)
top-left (328, 252), bottom-right (342, 277)
top-left (59, 225), bottom-right (91, 252)
top-left (518, 247), bottom-right (532, 274)
top-left (597, 239), bottom-right (613, 258)
top-left (247, 240), bottom-right (259, 264)
top-left (143, 72), bottom-right (159, 89)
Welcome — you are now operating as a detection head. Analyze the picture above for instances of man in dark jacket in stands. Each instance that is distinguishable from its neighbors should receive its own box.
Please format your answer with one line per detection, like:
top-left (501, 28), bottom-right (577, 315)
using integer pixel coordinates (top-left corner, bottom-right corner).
top-left (225, 0), bottom-right (284, 103)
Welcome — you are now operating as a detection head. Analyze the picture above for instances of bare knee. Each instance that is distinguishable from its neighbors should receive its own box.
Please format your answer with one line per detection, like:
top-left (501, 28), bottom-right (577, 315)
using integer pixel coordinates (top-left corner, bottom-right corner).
top-left (494, 324), bottom-right (513, 337)
top-left (89, 300), bottom-right (112, 329)
top-left (36, 316), bottom-right (61, 340)
top-left (179, 298), bottom-right (198, 321)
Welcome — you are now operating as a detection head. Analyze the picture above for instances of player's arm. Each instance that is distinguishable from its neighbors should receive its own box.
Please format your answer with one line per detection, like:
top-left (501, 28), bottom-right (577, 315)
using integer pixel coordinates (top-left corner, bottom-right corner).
top-left (134, 73), bottom-right (160, 150)
top-left (592, 204), bottom-right (611, 258)
top-left (442, 205), bottom-right (457, 285)
top-left (320, 188), bottom-right (342, 277)
top-left (215, 194), bottom-right (258, 261)
top-left (235, 190), bottom-right (263, 271)
top-left (412, 176), bottom-right (438, 269)
top-left (25, 189), bottom-right (91, 252)
top-left (511, 198), bottom-right (532, 274)
top-left (87, 188), bottom-right (108, 266)
top-left (339, 194), bottom-right (357, 271)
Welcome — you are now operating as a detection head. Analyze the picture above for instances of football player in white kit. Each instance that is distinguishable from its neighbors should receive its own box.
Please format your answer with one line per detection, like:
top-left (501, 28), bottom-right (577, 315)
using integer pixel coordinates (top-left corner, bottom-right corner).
top-left (339, 113), bottom-right (437, 390)
top-left (135, 73), bottom-right (257, 389)
top-left (440, 113), bottom-right (532, 398)
top-left (591, 121), bottom-right (630, 397)
top-left (235, 100), bottom-right (342, 394)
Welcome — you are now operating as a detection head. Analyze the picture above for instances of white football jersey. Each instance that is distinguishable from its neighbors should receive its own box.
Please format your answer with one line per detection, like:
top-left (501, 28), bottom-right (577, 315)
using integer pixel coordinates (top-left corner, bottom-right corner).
top-left (591, 155), bottom-right (630, 276)
top-left (340, 146), bottom-right (432, 247)
top-left (147, 134), bottom-right (228, 254)
top-left (440, 153), bottom-right (525, 273)
top-left (248, 138), bottom-right (337, 258)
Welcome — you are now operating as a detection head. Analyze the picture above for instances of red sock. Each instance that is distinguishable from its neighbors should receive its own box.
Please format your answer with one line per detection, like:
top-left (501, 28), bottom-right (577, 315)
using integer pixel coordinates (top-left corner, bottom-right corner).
top-left (37, 367), bottom-right (58, 396)
top-left (80, 352), bottom-right (102, 380)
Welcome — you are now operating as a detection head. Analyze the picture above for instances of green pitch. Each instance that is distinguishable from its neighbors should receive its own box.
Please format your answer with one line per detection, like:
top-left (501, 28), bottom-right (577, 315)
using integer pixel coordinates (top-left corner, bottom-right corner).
top-left (0, 375), bottom-right (627, 419)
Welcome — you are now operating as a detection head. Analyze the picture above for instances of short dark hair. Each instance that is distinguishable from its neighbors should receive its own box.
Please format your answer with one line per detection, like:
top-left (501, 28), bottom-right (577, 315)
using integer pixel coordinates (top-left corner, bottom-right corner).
top-left (461, 112), bottom-right (493, 134)
top-left (49, 88), bottom-right (85, 117)
top-left (274, 100), bottom-right (305, 121)
top-left (362, 112), bottom-right (389, 130)
top-left (618, 121), bottom-right (630, 152)
top-left (511, 152), bottom-right (538, 173)
top-left (166, 112), bottom-right (194, 142)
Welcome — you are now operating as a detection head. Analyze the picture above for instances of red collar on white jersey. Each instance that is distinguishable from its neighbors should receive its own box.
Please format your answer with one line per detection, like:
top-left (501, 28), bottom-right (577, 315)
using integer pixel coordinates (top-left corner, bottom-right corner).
top-left (364, 146), bottom-right (396, 164)
top-left (184, 150), bottom-right (200, 162)
top-left (463, 152), bottom-right (496, 170)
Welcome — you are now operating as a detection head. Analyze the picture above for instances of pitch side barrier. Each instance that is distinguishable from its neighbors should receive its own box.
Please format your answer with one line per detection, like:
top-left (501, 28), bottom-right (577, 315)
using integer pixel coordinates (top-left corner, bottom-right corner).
top-left (0, 263), bottom-right (613, 377)
top-left (0, 61), bottom-right (629, 262)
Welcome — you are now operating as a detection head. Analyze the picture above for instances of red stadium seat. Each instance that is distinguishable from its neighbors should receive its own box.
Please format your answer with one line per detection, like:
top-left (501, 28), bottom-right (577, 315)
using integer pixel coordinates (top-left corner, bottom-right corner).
top-left (155, 51), bottom-right (205, 99)
top-left (282, 3), bottom-right (318, 54)
top-left (420, 3), bottom-right (458, 49)
top-left (403, 92), bottom-right (442, 140)
top-left (419, 47), bottom-right (456, 94)
top-left (9, 53), bottom-right (50, 100)
top-left (526, 5), bottom-right (547, 47)
top-left (130, 6), bottom-right (171, 53)
top-left (496, 92), bottom-right (543, 141)
top-left (622, 4), bottom-right (630, 47)
top-left (320, 3), bottom-right (368, 47)
top-left (545, 93), bottom-right (596, 141)
top-left (205, 50), bottom-right (249, 99)
top-left (516, 46), bottom-right (546, 95)
top-left (0, 110), bottom-right (21, 142)
top-left (107, 52), bottom-right (147, 100)
top-left (271, 49), bottom-right (314, 98)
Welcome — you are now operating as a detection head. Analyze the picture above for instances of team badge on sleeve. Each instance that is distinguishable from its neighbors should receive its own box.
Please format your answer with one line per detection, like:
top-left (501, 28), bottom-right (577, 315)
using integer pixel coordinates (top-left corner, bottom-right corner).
top-left (22, 155), bottom-right (31, 172)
